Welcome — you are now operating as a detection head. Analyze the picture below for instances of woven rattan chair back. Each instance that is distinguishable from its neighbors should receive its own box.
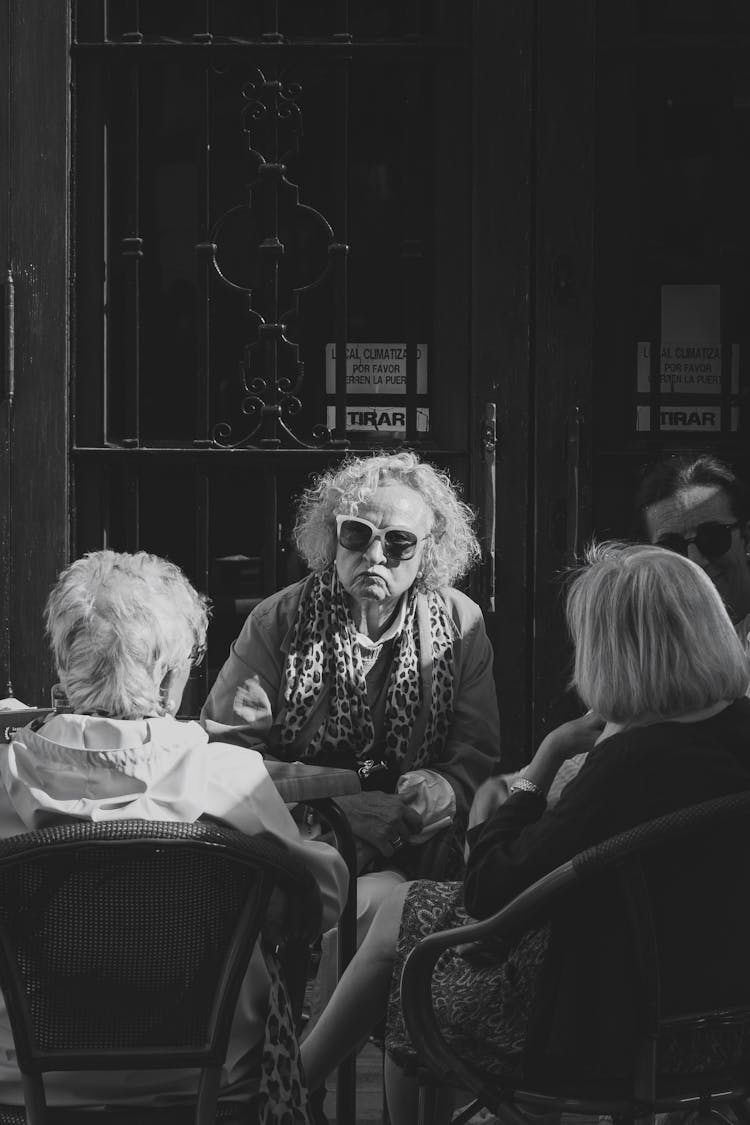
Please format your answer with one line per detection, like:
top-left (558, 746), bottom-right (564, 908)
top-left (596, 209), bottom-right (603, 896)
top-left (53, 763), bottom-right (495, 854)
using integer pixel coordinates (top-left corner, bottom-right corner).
top-left (401, 791), bottom-right (750, 1125)
top-left (0, 819), bottom-right (317, 1125)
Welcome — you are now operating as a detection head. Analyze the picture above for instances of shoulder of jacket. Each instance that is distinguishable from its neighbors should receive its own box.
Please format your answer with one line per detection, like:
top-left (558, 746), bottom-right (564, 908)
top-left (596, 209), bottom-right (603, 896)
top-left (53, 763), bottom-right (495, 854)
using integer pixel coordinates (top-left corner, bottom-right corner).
top-left (434, 585), bottom-right (484, 632)
top-left (248, 577), bottom-right (311, 631)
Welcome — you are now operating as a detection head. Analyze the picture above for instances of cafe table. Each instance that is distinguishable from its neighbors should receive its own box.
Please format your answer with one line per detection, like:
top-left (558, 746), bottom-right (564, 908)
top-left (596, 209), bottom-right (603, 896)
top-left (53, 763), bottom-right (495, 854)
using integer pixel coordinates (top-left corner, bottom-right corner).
top-left (263, 757), bottom-right (360, 803)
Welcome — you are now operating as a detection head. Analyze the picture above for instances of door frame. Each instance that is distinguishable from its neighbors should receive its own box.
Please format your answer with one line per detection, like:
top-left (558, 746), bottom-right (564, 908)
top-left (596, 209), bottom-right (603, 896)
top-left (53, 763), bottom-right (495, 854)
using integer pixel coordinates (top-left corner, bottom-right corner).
top-left (471, 0), bottom-right (535, 766)
top-left (0, 0), bottom-right (71, 703)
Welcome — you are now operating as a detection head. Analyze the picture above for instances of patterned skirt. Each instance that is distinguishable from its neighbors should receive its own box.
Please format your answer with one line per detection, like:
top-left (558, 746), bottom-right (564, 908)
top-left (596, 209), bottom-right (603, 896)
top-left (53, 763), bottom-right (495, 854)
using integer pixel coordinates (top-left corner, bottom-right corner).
top-left (385, 880), bottom-right (549, 1078)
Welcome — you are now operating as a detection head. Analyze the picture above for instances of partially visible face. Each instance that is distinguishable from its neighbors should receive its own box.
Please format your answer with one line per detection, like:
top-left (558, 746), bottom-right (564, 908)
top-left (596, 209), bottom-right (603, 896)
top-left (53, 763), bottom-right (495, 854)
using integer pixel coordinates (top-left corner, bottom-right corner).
top-left (644, 484), bottom-right (750, 622)
top-left (334, 483), bottom-right (433, 610)
top-left (165, 662), bottom-right (191, 713)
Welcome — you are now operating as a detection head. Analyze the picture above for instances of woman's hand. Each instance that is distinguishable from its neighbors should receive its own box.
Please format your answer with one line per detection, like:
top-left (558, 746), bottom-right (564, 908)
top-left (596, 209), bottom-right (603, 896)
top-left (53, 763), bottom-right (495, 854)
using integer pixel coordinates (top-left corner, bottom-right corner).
top-left (335, 791), bottom-right (423, 858)
top-left (233, 675), bottom-right (274, 733)
top-left (517, 710), bottom-right (605, 798)
top-left (538, 710), bottom-right (606, 761)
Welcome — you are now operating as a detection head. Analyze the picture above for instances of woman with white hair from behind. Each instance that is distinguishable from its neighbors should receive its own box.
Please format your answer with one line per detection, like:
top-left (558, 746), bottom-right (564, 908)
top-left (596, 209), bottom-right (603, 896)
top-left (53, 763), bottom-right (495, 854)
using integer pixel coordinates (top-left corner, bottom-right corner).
top-left (0, 550), bottom-right (347, 1118)
top-left (301, 542), bottom-right (750, 1124)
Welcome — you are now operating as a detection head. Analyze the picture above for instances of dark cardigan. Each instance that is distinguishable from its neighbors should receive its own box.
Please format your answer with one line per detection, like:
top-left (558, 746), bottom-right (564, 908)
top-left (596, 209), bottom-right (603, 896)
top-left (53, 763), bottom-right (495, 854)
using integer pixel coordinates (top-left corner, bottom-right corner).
top-left (464, 698), bottom-right (750, 1083)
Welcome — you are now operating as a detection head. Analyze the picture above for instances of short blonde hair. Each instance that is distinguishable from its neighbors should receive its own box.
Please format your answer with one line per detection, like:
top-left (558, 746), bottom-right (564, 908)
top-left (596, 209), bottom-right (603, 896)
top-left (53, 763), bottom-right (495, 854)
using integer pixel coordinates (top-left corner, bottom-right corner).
top-left (293, 451), bottom-right (481, 591)
top-left (567, 541), bottom-right (749, 723)
top-left (45, 551), bottom-right (210, 720)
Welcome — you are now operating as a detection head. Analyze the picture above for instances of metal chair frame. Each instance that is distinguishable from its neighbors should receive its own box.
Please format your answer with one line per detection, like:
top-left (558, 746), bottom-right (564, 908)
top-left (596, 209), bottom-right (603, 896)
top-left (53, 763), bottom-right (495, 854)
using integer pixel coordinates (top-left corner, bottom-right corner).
top-left (0, 818), bottom-right (319, 1125)
top-left (305, 801), bottom-right (464, 1125)
top-left (400, 791), bottom-right (750, 1125)
top-left (306, 797), bottom-right (359, 1124)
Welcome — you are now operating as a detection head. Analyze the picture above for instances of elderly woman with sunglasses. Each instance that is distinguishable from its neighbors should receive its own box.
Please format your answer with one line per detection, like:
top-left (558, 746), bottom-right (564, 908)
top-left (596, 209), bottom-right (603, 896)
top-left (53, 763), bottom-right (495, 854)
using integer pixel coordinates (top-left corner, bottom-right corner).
top-left (637, 453), bottom-right (750, 643)
top-left (202, 452), bottom-right (499, 1025)
top-left (0, 550), bottom-right (348, 1115)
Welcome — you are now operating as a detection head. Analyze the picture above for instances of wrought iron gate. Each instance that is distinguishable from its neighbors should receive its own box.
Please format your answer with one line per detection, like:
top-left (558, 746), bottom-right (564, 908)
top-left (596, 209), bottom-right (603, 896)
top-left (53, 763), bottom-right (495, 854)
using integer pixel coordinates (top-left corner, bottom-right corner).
top-left (71, 1), bottom-right (475, 706)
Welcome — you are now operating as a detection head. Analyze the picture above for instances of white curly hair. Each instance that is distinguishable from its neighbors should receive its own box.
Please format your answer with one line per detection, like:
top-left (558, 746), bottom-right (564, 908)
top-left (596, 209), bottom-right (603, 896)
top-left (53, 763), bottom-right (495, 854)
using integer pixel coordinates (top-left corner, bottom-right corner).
top-left (293, 451), bottom-right (481, 591)
top-left (45, 550), bottom-right (210, 719)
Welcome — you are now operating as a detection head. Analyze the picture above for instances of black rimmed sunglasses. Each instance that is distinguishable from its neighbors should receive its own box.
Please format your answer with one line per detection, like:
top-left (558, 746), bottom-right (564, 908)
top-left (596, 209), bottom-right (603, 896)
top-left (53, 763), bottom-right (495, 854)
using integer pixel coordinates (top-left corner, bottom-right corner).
top-left (655, 520), bottom-right (741, 559)
top-left (335, 514), bottom-right (427, 561)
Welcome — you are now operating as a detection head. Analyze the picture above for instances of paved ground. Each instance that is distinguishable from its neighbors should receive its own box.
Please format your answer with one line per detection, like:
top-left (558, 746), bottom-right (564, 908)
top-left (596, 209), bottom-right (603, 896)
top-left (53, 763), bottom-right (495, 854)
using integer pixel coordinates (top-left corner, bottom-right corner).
top-left (324, 1044), bottom-right (503, 1123)
top-left (325, 1040), bottom-right (385, 1123)
top-left (303, 978), bottom-right (512, 1123)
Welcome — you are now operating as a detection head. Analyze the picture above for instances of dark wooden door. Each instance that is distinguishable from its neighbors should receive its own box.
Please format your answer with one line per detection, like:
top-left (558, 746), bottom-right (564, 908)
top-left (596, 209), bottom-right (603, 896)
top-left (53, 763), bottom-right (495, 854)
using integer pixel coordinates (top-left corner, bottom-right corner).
top-left (592, 0), bottom-right (750, 530)
top-left (0, 0), bottom-right (70, 704)
top-left (0, 0), bottom-right (531, 747)
top-left (68, 1), bottom-right (490, 720)
top-left (531, 0), bottom-right (750, 750)
top-left (531, 0), bottom-right (597, 749)
top-left (6, 0), bottom-right (630, 767)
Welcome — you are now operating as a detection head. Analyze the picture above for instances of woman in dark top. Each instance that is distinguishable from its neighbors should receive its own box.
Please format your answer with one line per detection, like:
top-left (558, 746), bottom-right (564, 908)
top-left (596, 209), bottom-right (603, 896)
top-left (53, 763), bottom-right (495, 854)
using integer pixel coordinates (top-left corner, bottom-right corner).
top-left (301, 542), bottom-right (750, 1125)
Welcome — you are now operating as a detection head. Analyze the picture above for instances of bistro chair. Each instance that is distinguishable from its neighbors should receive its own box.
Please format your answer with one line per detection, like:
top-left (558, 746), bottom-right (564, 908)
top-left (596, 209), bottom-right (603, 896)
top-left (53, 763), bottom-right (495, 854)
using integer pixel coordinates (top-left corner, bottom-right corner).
top-left (401, 791), bottom-right (750, 1125)
top-left (0, 818), bottom-right (320, 1125)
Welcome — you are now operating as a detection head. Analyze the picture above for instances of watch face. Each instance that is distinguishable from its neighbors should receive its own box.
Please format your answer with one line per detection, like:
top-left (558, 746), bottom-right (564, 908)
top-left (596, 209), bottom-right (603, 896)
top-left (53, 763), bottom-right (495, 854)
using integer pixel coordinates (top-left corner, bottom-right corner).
top-left (357, 759), bottom-right (397, 792)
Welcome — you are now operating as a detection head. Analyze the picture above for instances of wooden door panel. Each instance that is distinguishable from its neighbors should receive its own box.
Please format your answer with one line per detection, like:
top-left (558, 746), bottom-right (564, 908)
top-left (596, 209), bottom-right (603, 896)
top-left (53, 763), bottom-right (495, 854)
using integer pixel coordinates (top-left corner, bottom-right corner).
top-left (472, 0), bottom-right (534, 768)
top-left (69, 2), bottom-right (494, 719)
top-left (532, 0), bottom-right (596, 745)
top-left (0, 0), bottom-right (70, 703)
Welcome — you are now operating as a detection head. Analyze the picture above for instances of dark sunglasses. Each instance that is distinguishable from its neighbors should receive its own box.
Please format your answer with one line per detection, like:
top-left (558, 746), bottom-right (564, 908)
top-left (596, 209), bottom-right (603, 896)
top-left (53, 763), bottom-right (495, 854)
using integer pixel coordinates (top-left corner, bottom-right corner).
top-left (335, 514), bottom-right (426, 561)
top-left (655, 520), bottom-right (741, 559)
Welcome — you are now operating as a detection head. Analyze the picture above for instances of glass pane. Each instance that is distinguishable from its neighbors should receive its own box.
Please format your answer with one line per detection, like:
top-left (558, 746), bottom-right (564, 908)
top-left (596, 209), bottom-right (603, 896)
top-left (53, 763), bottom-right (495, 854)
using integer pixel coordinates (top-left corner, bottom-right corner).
top-left (594, 47), bottom-right (750, 449)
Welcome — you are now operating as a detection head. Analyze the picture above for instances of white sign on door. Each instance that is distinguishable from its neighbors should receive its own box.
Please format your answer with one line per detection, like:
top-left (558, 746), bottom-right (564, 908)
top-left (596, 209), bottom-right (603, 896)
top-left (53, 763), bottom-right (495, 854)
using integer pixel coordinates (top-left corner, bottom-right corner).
top-left (659, 342), bottom-right (722, 394)
top-left (325, 343), bottom-right (428, 395)
top-left (326, 405), bottom-right (430, 435)
top-left (636, 405), bottom-right (739, 432)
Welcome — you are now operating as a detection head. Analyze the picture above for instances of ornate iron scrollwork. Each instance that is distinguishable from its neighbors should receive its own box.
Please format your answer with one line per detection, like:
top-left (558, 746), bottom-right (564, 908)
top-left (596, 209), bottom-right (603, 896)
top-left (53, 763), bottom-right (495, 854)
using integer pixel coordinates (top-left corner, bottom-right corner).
top-left (204, 66), bottom-right (341, 449)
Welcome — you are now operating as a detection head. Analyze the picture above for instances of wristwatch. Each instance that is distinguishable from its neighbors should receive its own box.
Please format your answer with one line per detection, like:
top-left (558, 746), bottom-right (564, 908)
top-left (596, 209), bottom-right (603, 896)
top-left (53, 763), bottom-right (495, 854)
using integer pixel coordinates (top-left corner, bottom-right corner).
top-left (508, 776), bottom-right (542, 797)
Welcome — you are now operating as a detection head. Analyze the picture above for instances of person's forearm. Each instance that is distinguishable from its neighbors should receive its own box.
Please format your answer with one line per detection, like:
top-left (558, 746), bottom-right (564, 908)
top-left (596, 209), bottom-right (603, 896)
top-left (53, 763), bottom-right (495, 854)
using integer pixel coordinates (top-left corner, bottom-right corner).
top-left (519, 731), bottom-right (570, 797)
top-left (433, 742), bottom-right (497, 822)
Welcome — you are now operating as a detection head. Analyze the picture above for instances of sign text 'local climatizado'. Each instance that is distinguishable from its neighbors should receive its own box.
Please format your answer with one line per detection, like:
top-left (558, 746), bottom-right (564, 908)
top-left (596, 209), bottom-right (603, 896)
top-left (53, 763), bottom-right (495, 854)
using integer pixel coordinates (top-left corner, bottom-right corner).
top-left (325, 343), bottom-right (428, 395)
top-left (325, 342), bottom-right (429, 434)
top-left (659, 341), bottom-right (722, 394)
top-left (636, 341), bottom-right (725, 394)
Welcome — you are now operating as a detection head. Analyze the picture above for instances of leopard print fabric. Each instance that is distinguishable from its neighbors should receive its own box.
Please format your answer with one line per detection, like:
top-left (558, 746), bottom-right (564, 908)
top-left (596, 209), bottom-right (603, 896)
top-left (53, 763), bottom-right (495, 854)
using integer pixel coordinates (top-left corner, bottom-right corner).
top-left (385, 881), bottom-right (550, 1078)
top-left (280, 567), bottom-right (454, 772)
top-left (258, 948), bottom-right (311, 1124)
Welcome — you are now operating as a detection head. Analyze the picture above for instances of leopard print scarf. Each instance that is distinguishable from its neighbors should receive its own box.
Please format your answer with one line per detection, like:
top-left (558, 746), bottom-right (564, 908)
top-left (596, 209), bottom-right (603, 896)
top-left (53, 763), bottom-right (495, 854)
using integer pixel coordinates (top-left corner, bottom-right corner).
top-left (258, 947), bottom-right (310, 1123)
top-left (280, 567), bottom-right (454, 774)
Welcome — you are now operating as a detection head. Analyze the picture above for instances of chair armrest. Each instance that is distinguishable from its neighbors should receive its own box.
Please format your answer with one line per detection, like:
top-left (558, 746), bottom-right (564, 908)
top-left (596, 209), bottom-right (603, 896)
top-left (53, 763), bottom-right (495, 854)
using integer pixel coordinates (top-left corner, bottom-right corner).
top-left (303, 798), bottom-right (358, 973)
top-left (399, 858), bottom-right (579, 1103)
